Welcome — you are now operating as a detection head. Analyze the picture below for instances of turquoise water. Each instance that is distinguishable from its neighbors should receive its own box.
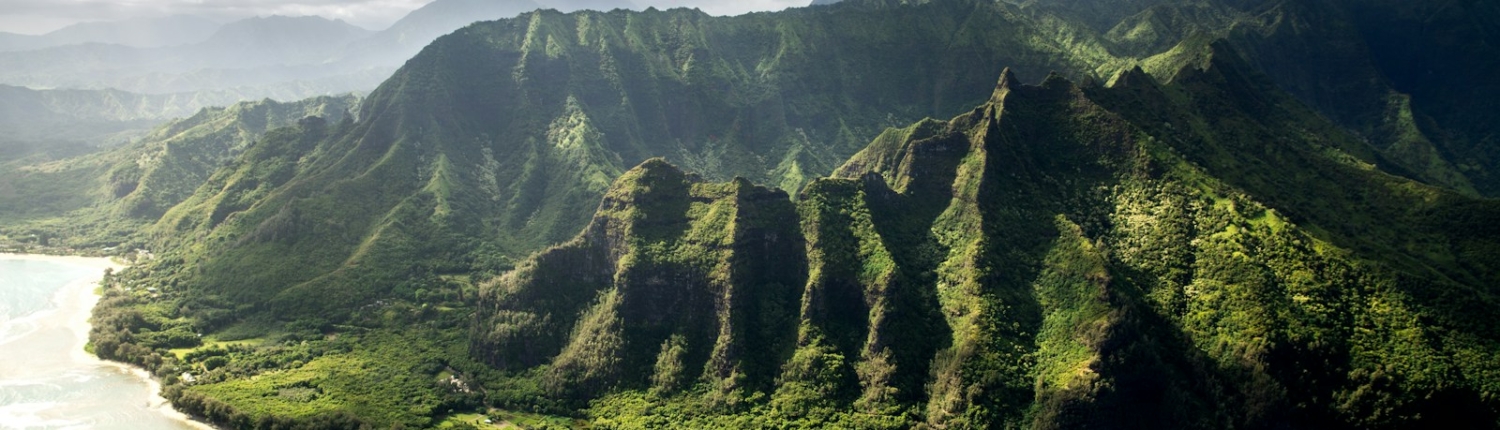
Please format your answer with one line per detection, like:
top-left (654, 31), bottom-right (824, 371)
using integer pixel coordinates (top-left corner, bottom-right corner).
top-left (0, 257), bottom-right (203, 430)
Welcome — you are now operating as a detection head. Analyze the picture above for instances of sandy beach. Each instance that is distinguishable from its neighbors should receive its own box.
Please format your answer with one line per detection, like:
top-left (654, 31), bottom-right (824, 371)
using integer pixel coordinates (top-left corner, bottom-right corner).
top-left (0, 252), bottom-right (217, 430)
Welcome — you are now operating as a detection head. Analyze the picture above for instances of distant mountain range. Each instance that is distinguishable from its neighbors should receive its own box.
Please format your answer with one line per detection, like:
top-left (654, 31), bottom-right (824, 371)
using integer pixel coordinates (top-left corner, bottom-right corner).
top-left (0, 83), bottom-right (313, 150)
top-left (0, 94), bottom-right (358, 232)
top-left (0, 15), bottom-right (222, 52)
top-left (0, 0), bottom-right (637, 106)
top-left (0, 0), bottom-right (638, 157)
top-left (0, 15), bottom-right (382, 96)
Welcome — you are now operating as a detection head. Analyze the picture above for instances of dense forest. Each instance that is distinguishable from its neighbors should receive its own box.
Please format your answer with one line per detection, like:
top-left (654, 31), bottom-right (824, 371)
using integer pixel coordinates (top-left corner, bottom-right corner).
top-left (1, 0), bottom-right (1497, 428)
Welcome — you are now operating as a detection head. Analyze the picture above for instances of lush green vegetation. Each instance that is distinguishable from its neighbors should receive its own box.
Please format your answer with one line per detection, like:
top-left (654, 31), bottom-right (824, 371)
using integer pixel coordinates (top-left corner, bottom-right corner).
top-left (0, 0), bottom-right (1492, 428)
top-left (0, 95), bottom-right (358, 256)
top-left (470, 54), bottom-right (1499, 427)
top-left (90, 258), bottom-right (498, 429)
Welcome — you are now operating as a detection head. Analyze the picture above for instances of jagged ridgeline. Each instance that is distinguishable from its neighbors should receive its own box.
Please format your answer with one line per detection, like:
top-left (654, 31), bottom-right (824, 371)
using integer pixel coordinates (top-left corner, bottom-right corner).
top-left (475, 49), bottom-right (1500, 428)
top-left (1001, 0), bottom-right (1500, 196)
top-left (8, 0), bottom-right (1437, 333)
top-left (142, 0), bottom-right (1158, 319)
top-left (121, 0), bottom-right (1500, 327)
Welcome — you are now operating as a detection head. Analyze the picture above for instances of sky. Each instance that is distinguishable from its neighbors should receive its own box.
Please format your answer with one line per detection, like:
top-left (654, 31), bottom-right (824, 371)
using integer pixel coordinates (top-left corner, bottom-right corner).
top-left (0, 0), bottom-right (810, 35)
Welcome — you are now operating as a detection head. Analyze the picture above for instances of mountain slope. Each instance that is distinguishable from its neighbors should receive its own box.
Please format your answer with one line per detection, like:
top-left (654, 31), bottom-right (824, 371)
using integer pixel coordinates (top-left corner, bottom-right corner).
top-left (1333, 0), bottom-right (1500, 195)
top-left (0, 85), bottom-right (183, 146)
top-left (477, 46), bottom-right (1500, 429)
top-left (473, 160), bottom-right (806, 400)
top-left (1021, 0), bottom-right (1500, 196)
top-left (333, 0), bottom-right (546, 69)
top-left (137, 0), bottom-right (1144, 323)
top-left (0, 95), bottom-right (358, 251)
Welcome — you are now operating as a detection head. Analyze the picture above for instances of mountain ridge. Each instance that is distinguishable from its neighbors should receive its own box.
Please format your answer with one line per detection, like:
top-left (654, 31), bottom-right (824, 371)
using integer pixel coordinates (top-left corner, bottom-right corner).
top-left (477, 45), bottom-right (1500, 428)
top-left (132, 0), bottom-right (1143, 325)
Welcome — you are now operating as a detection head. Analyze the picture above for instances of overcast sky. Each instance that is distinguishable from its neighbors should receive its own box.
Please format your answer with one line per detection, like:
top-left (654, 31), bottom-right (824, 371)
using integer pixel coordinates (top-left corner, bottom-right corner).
top-left (0, 0), bottom-right (810, 35)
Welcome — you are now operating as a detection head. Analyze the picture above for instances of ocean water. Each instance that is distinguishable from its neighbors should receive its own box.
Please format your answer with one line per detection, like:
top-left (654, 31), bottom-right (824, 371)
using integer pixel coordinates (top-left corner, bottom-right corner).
top-left (0, 258), bottom-right (202, 430)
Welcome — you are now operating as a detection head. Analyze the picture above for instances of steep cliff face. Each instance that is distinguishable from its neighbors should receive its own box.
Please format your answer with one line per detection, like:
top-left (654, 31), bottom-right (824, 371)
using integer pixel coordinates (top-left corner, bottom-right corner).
top-left (139, 0), bottom-right (1155, 322)
top-left (111, 0), bottom-right (1500, 330)
top-left (474, 46), bottom-right (1500, 428)
top-left (847, 49), bottom-right (1500, 429)
top-left (475, 159), bottom-right (807, 399)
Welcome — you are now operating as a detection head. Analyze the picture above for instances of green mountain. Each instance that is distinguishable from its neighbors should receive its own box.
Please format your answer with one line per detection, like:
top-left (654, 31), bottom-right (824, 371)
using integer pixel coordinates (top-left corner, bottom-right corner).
top-left (38, 0), bottom-right (1500, 428)
top-left (1336, 0), bottom-right (1500, 195)
top-left (337, 0), bottom-right (637, 70)
top-left (1030, 0), bottom-right (1500, 195)
top-left (0, 84), bottom-right (306, 150)
top-left (0, 95), bottom-right (357, 250)
top-left (115, 0), bottom-right (1500, 341)
top-left (129, 0), bottom-right (1146, 326)
top-left (126, 0), bottom-right (1498, 316)
top-left (474, 46), bottom-right (1499, 428)
top-left (472, 160), bottom-right (806, 401)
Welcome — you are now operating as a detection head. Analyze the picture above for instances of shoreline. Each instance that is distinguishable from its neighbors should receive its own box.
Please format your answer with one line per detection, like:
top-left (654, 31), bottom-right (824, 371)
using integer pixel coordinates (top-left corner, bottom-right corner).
top-left (1, 252), bottom-right (219, 430)
top-left (0, 252), bottom-right (124, 269)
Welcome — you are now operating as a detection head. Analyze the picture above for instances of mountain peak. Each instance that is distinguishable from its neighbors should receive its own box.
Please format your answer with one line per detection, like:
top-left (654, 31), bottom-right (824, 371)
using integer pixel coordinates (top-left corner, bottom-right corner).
top-left (601, 158), bottom-right (693, 204)
top-left (632, 157), bottom-right (678, 173)
top-left (991, 67), bottom-right (1020, 102)
top-left (1107, 65), bottom-right (1153, 89)
top-left (617, 157), bottom-right (689, 187)
top-left (1040, 71), bottom-right (1072, 89)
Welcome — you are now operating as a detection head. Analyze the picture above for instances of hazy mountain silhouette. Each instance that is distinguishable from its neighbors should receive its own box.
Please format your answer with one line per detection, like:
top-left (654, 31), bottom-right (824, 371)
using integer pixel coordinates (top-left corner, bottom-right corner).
top-left (0, 15), bottom-right (221, 52)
